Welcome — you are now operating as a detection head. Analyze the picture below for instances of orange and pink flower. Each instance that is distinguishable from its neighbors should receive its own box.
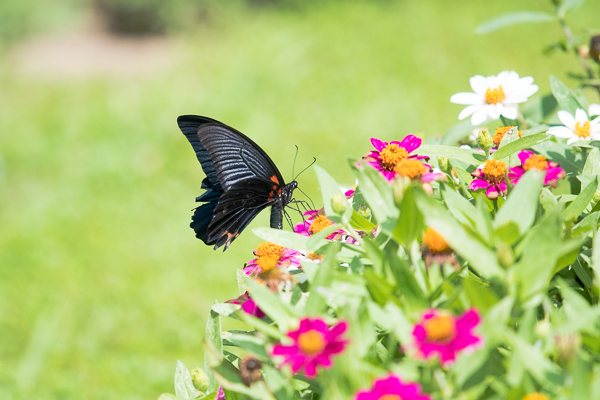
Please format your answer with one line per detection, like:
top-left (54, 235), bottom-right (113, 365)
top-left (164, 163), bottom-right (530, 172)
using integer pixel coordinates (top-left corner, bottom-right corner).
top-left (243, 242), bottom-right (302, 276)
top-left (355, 374), bottom-right (431, 400)
top-left (412, 308), bottom-right (481, 365)
top-left (508, 150), bottom-right (565, 187)
top-left (469, 160), bottom-right (508, 199)
top-left (366, 136), bottom-right (428, 181)
top-left (271, 317), bottom-right (348, 378)
top-left (228, 293), bottom-right (265, 319)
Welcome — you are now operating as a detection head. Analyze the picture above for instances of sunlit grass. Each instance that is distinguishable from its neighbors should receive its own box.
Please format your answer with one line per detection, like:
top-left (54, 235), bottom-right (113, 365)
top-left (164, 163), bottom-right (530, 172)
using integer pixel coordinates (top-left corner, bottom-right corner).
top-left (1, 0), bottom-right (598, 398)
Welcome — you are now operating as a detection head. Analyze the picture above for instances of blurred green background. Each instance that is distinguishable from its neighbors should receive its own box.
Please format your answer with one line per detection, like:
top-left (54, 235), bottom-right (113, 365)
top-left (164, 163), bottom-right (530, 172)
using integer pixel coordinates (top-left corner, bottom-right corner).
top-left (1, 0), bottom-right (598, 398)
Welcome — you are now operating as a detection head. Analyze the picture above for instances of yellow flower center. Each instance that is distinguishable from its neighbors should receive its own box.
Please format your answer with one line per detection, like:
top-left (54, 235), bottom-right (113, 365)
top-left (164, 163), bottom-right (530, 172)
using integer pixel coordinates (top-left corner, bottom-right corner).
top-left (297, 329), bottom-right (326, 355)
top-left (380, 144), bottom-right (409, 170)
top-left (492, 126), bottom-right (521, 147)
top-left (522, 393), bottom-right (549, 400)
top-left (394, 159), bottom-right (427, 179)
top-left (482, 159), bottom-right (507, 184)
top-left (309, 215), bottom-right (333, 234)
top-left (523, 154), bottom-right (548, 171)
top-left (422, 227), bottom-right (450, 253)
top-left (424, 314), bottom-right (456, 343)
top-left (484, 85), bottom-right (506, 104)
top-left (574, 120), bottom-right (591, 138)
top-left (379, 396), bottom-right (402, 400)
top-left (254, 242), bottom-right (284, 272)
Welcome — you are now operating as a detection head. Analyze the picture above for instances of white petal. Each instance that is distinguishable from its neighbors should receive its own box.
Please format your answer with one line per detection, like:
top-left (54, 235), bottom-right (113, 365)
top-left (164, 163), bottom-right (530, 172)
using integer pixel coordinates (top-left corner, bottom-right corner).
top-left (458, 104), bottom-right (482, 120)
top-left (471, 107), bottom-right (491, 125)
top-left (548, 126), bottom-right (575, 138)
top-left (574, 108), bottom-right (589, 123)
top-left (557, 110), bottom-right (576, 128)
top-left (500, 104), bottom-right (518, 119)
top-left (589, 104), bottom-right (600, 116)
top-left (469, 76), bottom-right (487, 94)
top-left (450, 92), bottom-right (482, 105)
top-left (488, 105), bottom-right (501, 120)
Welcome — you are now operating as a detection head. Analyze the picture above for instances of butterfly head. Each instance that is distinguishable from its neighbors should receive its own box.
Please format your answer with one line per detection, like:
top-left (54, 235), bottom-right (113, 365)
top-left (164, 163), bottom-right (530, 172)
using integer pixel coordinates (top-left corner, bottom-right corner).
top-left (282, 181), bottom-right (298, 205)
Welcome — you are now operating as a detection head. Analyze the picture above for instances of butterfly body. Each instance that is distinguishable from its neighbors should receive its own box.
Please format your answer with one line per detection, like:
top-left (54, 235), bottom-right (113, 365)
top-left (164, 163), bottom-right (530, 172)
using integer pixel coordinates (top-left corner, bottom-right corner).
top-left (178, 115), bottom-right (296, 250)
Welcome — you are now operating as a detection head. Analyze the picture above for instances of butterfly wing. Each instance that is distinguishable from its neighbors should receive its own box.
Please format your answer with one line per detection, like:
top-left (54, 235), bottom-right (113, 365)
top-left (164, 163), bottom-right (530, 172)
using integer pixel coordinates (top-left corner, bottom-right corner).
top-left (178, 115), bottom-right (287, 249)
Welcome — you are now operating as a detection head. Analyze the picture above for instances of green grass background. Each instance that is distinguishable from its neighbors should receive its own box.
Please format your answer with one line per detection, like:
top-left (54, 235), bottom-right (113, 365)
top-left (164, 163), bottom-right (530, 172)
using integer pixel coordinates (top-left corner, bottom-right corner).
top-left (1, 1), bottom-right (599, 398)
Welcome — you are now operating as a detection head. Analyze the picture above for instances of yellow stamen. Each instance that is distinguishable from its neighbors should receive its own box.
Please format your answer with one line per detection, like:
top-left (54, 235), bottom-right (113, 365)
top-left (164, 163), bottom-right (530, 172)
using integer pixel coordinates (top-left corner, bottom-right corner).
top-left (523, 154), bottom-right (548, 171)
top-left (254, 242), bottom-right (284, 272)
top-left (424, 314), bottom-right (456, 343)
top-left (379, 396), bottom-right (402, 400)
top-left (380, 144), bottom-right (409, 171)
top-left (492, 126), bottom-right (521, 147)
top-left (394, 158), bottom-right (427, 179)
top-left (297, 330), bottom-right (326, 355)
top-left (310, 215), bottom-right (333, 234)
top-left (484, 85), bottom-right (506, 104)
top-left (574, 120), bottom-right (591, 138)
top-left (522, 393), bottom-right (549, 400)
top-left (423, 228), bottom-right (450, 253)
top-left (482, 159), bottom-right (507, 184)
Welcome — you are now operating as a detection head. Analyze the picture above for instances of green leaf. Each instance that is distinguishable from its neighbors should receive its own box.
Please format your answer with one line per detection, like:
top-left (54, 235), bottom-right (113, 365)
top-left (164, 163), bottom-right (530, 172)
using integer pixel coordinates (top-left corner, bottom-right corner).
top-left (174, 361), bottom-right (202, 400)
top-left (252, 228), bottom-right (309, 251)
top-left (562, 178), bottom-right (598, 221)
top-left (475, 11), bottom-right (554, 34)
top-left (314, 165), bottom-right (352, 222)
top-left (550, 76), bottom-right (584, 114)
top-left (242, 274), bottom-right (297, 330)
top-left (415, 191), bottom-right (503, 278)
top-left (509, 335), bottom-right (560, 385)
top-left (420, 144), bottom-right (481, 166)
top-left (494, 170), bottom-right (544, 236)
top-left (386, 245), bottom-right (427, 309)
top-left (521, 93), bottom-right (558, 124)
top-left (443, 186), bottom-right (493, 244)
top-left (492, 132), bottom-right (549, 160)
top-left (593, 229), bottom-right (600, 286)
top-left (305, 243), bottom-right (340, 315)
top-left (558, 0), bottom-right (585, 17)
top-left (355, 164), bottom-right (397, 222)
top-left (222, 332), bottom-right (268, 358)
top-left (392, 187), bottom-right (424, 246)
top-left (442, 119), bottom-right (474, 145)
top-left (579, 147), bottom-right (600, 188)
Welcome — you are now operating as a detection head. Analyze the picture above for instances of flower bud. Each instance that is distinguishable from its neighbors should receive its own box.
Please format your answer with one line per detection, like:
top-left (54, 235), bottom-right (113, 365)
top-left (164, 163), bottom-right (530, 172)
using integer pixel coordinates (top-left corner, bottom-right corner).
top-left (358, 206), bottom-right (372, 220)
top-left (534, 319), bottom-right (551, 338)
top-left (190, 368), bottom-right (209, 392)
top-left (496, 244), bottom-right (514, 268)
top-left (592, 190), bottom-right (600, 204)
top-left (477, 128), bottom-right (493, 151)
top-left (392, 176), bottom-right (410, 205)
top-left (331, 193), bottom-right (347, 215)
top-left (555, 333), bottom-right (581, 364)
top-left (239, 356), bottom-right (263, 386)
top-left (437, 156), bottom-right (450, 172)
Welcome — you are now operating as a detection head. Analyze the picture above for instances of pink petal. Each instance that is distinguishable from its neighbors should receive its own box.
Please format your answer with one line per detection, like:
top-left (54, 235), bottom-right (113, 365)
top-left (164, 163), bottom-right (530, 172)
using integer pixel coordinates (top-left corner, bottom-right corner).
top-left (398, 134), bottom-right (422, 153)
top-left (469, 178), bottom-right (490, 191)
top-left (508, 167), bottom-right (525, 184)
top-left (370, 137), bottom-right (386, 151)
top-left (517, 150), bottom-right (534, 165)
top-left (485, 185), bottom-right (499, 199)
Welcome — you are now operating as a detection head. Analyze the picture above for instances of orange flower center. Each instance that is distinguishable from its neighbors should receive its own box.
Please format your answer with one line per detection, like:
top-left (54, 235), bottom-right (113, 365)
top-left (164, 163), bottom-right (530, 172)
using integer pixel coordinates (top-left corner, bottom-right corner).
top-left (422, 227), bottom-right (450, 253)
top-left (380, 144), bottom-right (409, 170)
top-left (484, 85), bottom-right (506, 104)
top-left (522, 393), bottom-right (549, 400)
top-left (574, 120), bottom-right (591, 138)
top-left (297, 329), bottom-right (326, 355)
top-left (254, 242), bottom-right (284, 272)
top-left (482, 159), bottom-right (507, 184)
top-left (309, 215), bottom-right (333, 234)
top-left (523, 154), bottom-right (548, 171)
top-left (394, 159), bottom-right (427, 179)
top-left (424, 314), bottom-right (456, 343)
top-left (379, 396), bottom-right (402, 400)
top-left (492, 126), bottom-right (522, 147)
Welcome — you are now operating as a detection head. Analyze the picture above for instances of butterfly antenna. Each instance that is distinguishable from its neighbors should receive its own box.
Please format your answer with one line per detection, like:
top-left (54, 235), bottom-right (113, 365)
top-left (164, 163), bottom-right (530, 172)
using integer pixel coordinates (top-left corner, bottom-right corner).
top-left (291, 145), bottom-right (299, 179)
top-left (293, 157), bottom-right (317, 181)
top-left (297, 186), bottom-right (316, 210)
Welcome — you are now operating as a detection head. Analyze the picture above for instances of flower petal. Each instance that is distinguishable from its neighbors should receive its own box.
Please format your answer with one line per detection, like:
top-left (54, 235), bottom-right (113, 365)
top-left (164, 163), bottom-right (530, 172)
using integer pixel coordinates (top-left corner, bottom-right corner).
top-left (470, 107), bottom-right (490, 125)
top-left (458, 104), bottom-right (481, 120)
top-left (399, 134), bottom-right (422, 153)
top-left (469, 178), bottom-right (489, 191)
top-left (469, 75), bottom-right (487, 94)
top-left (574, 108), bottom-right (589, 123)
top-left (370, 137), bottom-right (386, 151)
top-left (557, 110), bottom-right (576, 128)
top-left (450, 92), bottom-right (482, 105)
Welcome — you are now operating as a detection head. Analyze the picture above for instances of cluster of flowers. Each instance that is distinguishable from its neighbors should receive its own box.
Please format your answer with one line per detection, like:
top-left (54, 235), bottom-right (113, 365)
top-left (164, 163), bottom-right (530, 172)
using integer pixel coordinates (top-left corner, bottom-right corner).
top-left (207, 70), bottom-right (596, 400)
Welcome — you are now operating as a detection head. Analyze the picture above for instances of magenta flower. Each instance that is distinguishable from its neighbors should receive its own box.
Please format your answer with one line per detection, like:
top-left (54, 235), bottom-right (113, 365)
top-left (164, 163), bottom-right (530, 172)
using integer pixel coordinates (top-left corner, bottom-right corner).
top-left (412, 308), bottom-right (481, 365)
top-left (366, 136), bottom-right (428, 180)
top-left (469, 160), bottom-right (508, 199)
top-left (216, 387), bottom-right (225, 400)
top-left (271, 317), bottom-right (348, 378)
top-left (228, 293), bottom-right (265, 318)
top-left (243, 242), bottom-right (302, 276)
top-left (508, 150), bottom-right (565, 187)
top-left (355, 374), bottom-right (431, 400)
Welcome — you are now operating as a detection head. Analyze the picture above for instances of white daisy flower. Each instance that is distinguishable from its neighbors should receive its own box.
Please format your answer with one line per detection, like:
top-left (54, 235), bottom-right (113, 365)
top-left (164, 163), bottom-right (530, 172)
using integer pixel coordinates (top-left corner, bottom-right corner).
top-left (589, 104), bottom-right (600, 117)
top-left (450, 71), bottom-right (539, 126)
top-left (547, 108), bottom-right (600, 144)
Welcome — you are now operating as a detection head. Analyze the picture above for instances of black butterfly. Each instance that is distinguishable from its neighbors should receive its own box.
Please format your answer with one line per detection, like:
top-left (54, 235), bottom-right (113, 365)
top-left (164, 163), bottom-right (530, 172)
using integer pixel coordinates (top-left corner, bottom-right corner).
top-left (177, 115), bottom-right (298, 250)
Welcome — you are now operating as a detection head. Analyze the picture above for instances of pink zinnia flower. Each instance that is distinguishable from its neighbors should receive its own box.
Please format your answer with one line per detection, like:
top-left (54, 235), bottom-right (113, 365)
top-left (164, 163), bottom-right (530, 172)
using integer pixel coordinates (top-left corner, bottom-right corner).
top-left (216, 387), bottom-right (225, 400)
top-left (228, 293), bottom-right (265, 318)
top-left (243, 242), bottom-right (302, 276)
top-left (294, 210), bottom-right (357, 243)
top-left (469, 160), bottom-right (508, 199)
top-left (412, 308), bottom-right (481, 365)
top-left (508, 150), bottom-right (565, 187)
top-left (355, 374), bottom-right (431, 400)
top-left (366, 136), bottom-right (428, 181)
top-left (271, 317), bottom-right (348, 378)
